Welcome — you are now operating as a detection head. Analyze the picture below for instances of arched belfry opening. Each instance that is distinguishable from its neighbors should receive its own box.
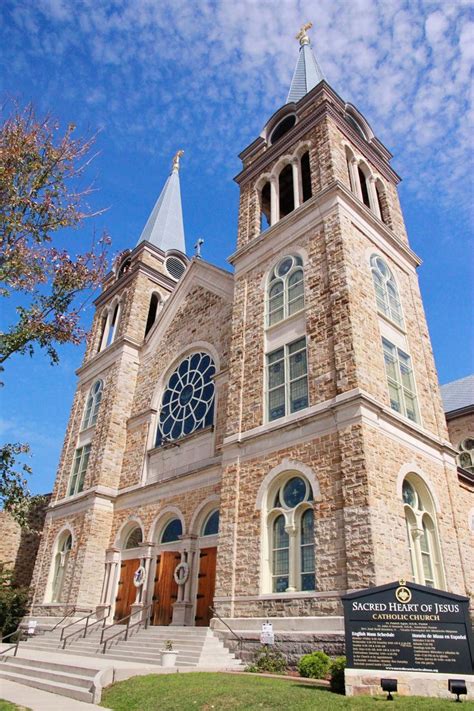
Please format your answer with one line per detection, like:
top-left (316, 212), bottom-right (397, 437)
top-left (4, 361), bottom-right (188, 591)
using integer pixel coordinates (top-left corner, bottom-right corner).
top-left (279, 164), bottom-right (294, 218)
top-left (260, 181), bottom-right (271, 231)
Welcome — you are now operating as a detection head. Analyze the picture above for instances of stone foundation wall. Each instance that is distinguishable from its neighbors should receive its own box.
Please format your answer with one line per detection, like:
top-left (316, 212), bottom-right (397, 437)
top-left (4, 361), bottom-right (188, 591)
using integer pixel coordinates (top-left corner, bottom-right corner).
top-left (345, 668), bottom-right (474, 700)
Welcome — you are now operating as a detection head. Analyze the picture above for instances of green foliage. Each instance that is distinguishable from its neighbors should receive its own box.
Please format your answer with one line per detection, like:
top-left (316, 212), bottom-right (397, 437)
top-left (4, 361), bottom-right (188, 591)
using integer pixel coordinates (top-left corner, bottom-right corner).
top-left (0, 443), bottom-right (32, 526)
top-left (246, 645), bottom-right (287, 674)
top-left (0, 102), bottom-right (111, 367)
top-left (0, 566), bottom-right (30, 638)
top-left (297, 650), bottom-right (331, 679)
top-left (164, 639), bottom-right (173, 651)
top-left (329, 655), bottom-right (347, 694)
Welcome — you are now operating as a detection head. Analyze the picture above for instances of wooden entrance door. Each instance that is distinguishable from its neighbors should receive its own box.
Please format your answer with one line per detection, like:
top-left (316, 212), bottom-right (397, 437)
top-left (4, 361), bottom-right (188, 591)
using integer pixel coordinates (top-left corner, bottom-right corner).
top-left (195, 547), bottom-right (217, 627)
top-left (115, 558), bottom-right (140, 622)
top-left (152, 551), bottom-right (180, 626)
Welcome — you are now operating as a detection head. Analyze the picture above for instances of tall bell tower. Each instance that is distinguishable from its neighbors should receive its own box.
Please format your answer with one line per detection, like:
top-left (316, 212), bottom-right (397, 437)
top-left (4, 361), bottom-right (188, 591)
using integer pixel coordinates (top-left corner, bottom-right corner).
top-left (215, 24), bottom-right (466, 625)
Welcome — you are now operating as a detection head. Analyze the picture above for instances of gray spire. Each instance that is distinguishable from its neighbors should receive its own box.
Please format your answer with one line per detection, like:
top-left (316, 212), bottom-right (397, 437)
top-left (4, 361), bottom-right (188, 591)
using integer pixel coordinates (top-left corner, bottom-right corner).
top-left (136, 150), bottom-right (186, 254)
top-left (287, 22), bottom-right (324, 104)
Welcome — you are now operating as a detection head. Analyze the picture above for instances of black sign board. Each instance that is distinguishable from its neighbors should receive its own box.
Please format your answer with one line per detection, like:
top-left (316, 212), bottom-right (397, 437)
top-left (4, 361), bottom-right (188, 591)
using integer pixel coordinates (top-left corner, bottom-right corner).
top-left (342, 580), bottom-right (474, 674)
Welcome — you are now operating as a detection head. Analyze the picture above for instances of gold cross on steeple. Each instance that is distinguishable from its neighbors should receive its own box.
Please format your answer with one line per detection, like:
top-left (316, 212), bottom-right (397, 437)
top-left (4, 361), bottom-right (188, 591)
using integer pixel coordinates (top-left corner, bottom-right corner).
top-left (172, 149), bottom-right (184, 172)
top-left (296, 21), bottom-right (313, 46)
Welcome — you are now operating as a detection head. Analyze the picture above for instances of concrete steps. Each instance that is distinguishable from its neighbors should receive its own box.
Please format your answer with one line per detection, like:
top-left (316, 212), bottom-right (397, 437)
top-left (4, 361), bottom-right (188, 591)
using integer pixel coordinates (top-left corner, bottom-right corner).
top-left (0, 655), bottom-right (102, 703)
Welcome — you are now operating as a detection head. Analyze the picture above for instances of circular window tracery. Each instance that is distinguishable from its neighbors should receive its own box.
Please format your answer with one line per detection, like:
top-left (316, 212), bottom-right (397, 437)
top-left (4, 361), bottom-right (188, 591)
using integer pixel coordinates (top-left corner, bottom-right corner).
top-left (156, 352), bottom-right (216, 446)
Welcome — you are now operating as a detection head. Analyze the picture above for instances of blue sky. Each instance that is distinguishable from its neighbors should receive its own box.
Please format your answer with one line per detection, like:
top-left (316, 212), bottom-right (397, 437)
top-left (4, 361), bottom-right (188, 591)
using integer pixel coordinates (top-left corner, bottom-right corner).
top-left (1, 0), bottom-right (473, 496)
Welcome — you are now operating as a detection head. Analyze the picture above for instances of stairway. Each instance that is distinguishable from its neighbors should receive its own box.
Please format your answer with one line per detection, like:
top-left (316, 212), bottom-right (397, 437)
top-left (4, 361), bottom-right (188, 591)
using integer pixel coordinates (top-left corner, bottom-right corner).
top-left (22, 623), bottom-right (243, 668)
top-left (0, 655), bottom-right (109, 703)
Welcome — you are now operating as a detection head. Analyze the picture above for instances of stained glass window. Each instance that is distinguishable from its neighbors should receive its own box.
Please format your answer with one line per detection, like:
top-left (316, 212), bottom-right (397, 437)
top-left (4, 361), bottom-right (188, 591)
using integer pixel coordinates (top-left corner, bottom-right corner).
top-left (202, 510), bottom-right (219, 537)
top-left (370, 255), bottom-right (403, 326)
top-left (267, 255), bottom-right (304, 327)
top-left (82, 380), bottom-right (103, 430)
top-left (156, 352), bottom-right (215, 446)
top-left (161, 518), bottom-right (183, 544)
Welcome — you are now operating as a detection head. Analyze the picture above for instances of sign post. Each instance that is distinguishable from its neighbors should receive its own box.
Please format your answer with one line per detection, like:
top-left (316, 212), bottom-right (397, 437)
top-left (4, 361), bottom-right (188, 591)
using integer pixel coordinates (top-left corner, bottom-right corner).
top-left (342, 580), bottom-right (474, 698)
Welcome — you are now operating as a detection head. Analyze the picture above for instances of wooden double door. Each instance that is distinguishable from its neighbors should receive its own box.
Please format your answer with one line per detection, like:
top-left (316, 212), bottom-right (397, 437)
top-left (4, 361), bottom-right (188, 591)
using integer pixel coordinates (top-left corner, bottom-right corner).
top-left (115, 558), bottom-right (140, 622)
top-left (152, 551), bottom-right (180, 625)
top-left (195, 547), bottom-right (217, 627)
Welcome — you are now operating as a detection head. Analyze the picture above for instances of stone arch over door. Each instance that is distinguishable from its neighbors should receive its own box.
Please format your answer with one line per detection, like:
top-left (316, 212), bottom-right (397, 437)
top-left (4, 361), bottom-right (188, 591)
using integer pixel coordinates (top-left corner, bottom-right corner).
top-left (191, 496), bottom-right (220, 627)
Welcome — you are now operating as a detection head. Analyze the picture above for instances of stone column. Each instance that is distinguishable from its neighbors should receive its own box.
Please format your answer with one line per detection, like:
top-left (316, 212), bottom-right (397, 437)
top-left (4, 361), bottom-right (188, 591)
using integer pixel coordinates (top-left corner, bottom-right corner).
top-left (292, 160), bottom-right (301, 210)
top-left (350, 158), bottom-right (362, 200)
top-left (171, 534), bottom-right (198, 626)
top-left (270, 178), bottom-right (279, 225)
top-left (96, 547), bottom-right (120, 620)
top-left (130, 542), bottom-right (155, 622)
top-left (367, 176), bottom-right (381, 219)
top-left (285, 526), bottom-right (298, 593)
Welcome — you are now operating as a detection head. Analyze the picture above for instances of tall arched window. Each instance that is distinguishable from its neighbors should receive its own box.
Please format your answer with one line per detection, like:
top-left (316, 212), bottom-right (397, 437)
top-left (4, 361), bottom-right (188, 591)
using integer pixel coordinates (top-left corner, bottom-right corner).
top-left (145, 293), bottom-right (161, 336)
top-left (370, 255), bottom-right (403, 327)
top-left (50, 532), bottom-right (72, 603)
top-left (106, 302), bottom-right (119, 347)
top-left (300, 152), bottom-right (312, 203)
top-left (358, 165), bottom-right (371, 208)
top-left (267, 474), bottom-right (315, 593)
top-left (278, 164), bottom-right (294, 218)
top-left (402, 476), bottom-right (444, 588)
top-left (82, 380), bottom-right (103, 430)
top-left (267, 255), bottom-right (304, 327)
top-left (155, 352), bottom-right (216, 446)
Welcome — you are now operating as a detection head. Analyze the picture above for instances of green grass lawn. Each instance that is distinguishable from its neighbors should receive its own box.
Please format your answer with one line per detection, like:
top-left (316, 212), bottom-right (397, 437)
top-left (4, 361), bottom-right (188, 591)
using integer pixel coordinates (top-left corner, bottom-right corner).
top-left (0, 702), bottom-right (29, 711)
top-left (100, 672), bottom-right (473, 710)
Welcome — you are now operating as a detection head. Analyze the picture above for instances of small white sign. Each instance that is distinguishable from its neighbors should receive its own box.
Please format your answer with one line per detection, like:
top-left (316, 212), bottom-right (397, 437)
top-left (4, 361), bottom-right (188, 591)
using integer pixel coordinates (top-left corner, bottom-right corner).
top-left (27, 620), bottom-right (37, 636)
top-left (260, 621), bottom-right (274, 645)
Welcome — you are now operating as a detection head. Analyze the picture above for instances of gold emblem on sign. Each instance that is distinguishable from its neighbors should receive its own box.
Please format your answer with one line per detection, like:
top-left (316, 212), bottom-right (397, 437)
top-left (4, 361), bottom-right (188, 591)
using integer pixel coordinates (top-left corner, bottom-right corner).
top-left (395, 584), bottom-right (412, 603)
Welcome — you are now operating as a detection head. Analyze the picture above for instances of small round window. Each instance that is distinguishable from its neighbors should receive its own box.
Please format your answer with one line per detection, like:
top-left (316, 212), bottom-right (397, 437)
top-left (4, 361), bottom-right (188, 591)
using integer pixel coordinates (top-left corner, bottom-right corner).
top-left (273, 475), bottom-right (312, 510)
top-left (166, 256), bottom-right (186, 280)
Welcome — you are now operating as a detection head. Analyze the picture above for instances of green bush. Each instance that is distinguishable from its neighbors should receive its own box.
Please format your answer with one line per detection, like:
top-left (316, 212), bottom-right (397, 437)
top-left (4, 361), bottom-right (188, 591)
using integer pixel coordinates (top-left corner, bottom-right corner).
top-left (0, 566), bottom-right (29, 638)
top-left (297, 650), bottom-right (331, 679)
top-left (246, 646), bottom-right (287, 674)
top-left (329, 655), bottom-right (346, 694)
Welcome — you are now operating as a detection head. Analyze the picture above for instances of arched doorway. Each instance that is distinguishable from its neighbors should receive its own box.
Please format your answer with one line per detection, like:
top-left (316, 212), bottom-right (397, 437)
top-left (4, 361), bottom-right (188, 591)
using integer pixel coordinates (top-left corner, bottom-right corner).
top-left (114, 524), bottom-right (143, 622)
top-left (195, 509), bottom-right (219, 627)
top-left (152, 518), bottom-right (182, 626)
top-left (50, 531), bottom-right (73, 603)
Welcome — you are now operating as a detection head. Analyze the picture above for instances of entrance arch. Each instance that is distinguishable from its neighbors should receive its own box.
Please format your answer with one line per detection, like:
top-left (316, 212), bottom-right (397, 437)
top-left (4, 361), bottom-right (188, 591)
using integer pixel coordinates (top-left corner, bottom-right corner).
top-left (193, 504), bottom-right (219, 627)
top-left (150, 515), bottom-right (184, 626)
top-left (114, 522), bottom-right (144, 622)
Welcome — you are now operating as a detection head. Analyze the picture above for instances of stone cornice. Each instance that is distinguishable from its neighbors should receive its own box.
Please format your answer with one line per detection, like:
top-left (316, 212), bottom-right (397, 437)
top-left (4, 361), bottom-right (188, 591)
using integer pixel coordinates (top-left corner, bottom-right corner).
top-left (228, 181), bottom-right (421, 274)
top-left (222, 388), bottom-right (457, 466)
top-left (76, 337), bottom-right (141, 382)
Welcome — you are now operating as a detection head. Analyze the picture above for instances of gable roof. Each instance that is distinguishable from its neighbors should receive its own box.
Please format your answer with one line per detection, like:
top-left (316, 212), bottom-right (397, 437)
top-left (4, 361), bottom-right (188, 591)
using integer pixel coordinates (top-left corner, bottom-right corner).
top-left (440, 374), bottom-right (474, 414)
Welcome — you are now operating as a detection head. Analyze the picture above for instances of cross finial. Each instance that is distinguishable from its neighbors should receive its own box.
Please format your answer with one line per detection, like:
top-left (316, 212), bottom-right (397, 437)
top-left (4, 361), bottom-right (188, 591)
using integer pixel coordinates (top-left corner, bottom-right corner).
top-left (296, 21), bottom-right (313, 46)
top-left (194, 237), bottom-right (204, 258)
top-left (172, 149), bottom-right (184, 173)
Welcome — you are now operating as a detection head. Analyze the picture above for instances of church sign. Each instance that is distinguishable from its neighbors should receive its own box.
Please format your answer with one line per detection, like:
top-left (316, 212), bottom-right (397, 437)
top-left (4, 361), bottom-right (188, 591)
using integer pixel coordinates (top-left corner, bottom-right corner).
top-left (342, 581), bottom-right (474, 675)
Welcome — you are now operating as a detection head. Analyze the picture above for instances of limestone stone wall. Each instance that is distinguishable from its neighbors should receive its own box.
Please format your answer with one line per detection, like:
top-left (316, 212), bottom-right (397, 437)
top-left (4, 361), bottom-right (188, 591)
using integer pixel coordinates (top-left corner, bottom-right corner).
top-left (446, 411), bottom-right (474, 449)
top-left (0, 496), bottom-right (50, 588)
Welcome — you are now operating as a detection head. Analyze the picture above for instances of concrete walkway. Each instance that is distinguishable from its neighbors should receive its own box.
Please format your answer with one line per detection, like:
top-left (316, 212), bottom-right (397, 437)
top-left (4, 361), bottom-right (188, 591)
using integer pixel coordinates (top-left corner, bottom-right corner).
top-left (0, 678), bottom-right (105, 710)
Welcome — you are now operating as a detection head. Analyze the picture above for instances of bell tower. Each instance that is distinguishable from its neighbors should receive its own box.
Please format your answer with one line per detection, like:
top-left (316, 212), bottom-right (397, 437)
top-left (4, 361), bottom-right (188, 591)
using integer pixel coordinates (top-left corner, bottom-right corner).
top-left (215, 25), bottom-right (465, 624)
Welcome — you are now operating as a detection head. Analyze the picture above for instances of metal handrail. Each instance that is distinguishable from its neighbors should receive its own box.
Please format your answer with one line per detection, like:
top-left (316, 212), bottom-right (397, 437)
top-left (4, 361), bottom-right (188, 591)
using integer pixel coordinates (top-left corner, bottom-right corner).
top-left (61, 606), bottom-right (111, 649)
top-left (209, 606), bottom-right (243, 651)
top-left (60, 609), bottom-right (95, 642)
top-left (0, 628), bottom-right (24, 657)
top-left (101, 603), bottom-right (152, 654)
top-left (50, 605), bottom-right (91, 632)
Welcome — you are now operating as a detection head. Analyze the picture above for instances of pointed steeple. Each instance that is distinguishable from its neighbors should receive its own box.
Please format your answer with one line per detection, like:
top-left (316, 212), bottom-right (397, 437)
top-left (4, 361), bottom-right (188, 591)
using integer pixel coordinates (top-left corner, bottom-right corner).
top-left (287, 22), bottom-right (324, 104)
top-left (136, 150), bottom-right (186, 254)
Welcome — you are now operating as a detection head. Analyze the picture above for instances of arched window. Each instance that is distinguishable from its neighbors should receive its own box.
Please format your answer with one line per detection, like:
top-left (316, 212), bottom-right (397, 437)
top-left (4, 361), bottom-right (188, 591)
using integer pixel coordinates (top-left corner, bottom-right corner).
top-left (145, 293), bottom-right (160, 337)
top-left (260, 182), bottom-right (271, 232)
top-left (300, 152), bottom-right (312, 203)
top-left (117, 256), bottom-right (132, 278)
top-left (358, 165), bottom-right (371, 208)
top-left (51, 532), bottom-right (72, 603)
top-left (267, 474), bottom-right (315, 593)
top-left (370, 255), bottom-right (403, 327)
top-left (155, 352), bottom-right (216, 446)
top-left (458, 438), bottom-right (474, 473)
top-left (278, 164), bottom-right (294, 218)
top-left (124, 526), bottom-right (143, 550)
top-left (202, 509), bottom-right (219, 537)
top-left (161, 518), bottom-right (183, 544)
top-left (98, 312), bottom-right (108, 353)
top-left (402, 476), bottom-right (444, 588)
top-left (267, 255), bottom-right (304, 327)
top-left (106, 303), bottom-right (119, 347)
top-left (82, 380), bottom-right (103, 430)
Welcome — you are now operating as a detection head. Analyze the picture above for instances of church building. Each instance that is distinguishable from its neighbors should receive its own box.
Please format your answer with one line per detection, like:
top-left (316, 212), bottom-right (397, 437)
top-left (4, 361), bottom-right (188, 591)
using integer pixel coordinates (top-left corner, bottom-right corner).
top-left (28, 25), bottom-right (473, 645)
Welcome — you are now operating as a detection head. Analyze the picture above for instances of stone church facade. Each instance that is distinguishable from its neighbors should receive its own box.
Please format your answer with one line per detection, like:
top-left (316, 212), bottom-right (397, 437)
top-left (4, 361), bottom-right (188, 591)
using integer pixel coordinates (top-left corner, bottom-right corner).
top-left (27, 28), bottom-right (473, 637)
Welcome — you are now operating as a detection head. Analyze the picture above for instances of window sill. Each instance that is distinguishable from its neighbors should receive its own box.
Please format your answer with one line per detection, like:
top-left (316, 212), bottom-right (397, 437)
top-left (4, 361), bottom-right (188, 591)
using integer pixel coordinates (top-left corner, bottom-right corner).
top-left (378, 309), bottom-right (406, 335)
top-left (149, 424), bottom-right (214, 455)
top-left (265, 307), bottom-right (306, 334)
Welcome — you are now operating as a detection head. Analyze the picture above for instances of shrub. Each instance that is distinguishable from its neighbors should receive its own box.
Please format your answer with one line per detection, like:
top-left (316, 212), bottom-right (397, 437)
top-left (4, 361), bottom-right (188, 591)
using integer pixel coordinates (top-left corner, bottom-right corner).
top-left (329, 656), bottom-right (347, 694)
top-left (0, 566), bottom-right (29, 637)
top-left (246, 646), bottom-right (287, 674)
top-left (297, 650), bottom-right (331, 679)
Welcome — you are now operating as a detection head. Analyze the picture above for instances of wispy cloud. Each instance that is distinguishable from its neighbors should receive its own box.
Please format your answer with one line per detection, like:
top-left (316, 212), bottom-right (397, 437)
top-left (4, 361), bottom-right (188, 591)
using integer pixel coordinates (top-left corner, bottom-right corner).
top-left (2, 0), bottom-right (472, 212)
